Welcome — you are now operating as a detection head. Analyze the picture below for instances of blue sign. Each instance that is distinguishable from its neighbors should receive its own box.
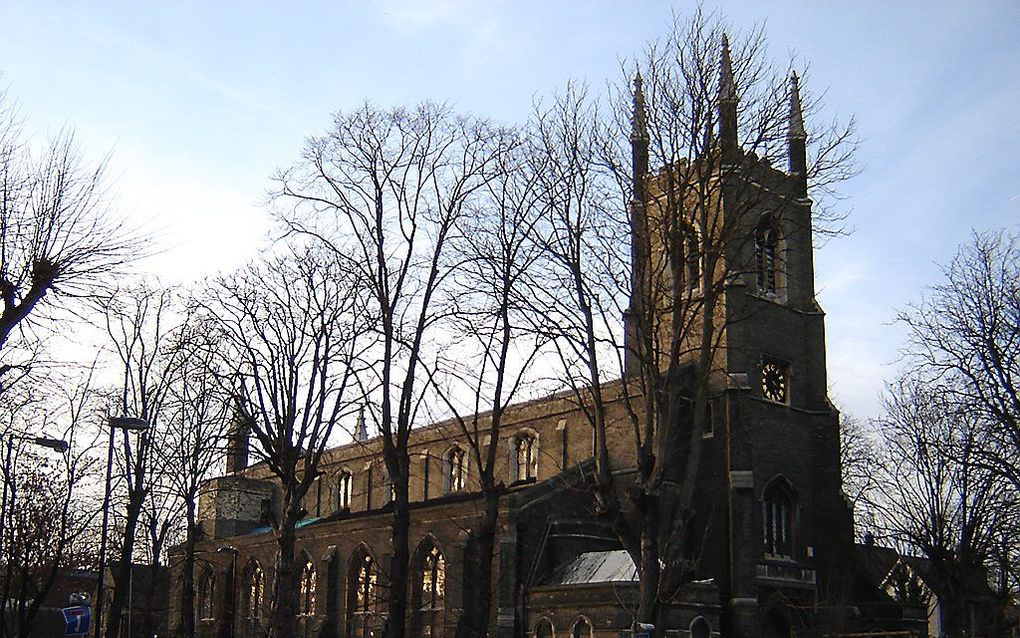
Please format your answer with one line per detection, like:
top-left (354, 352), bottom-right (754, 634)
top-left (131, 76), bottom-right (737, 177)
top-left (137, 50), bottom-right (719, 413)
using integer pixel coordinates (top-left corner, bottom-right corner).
top-left (61, 606), bottom-right (90, 636)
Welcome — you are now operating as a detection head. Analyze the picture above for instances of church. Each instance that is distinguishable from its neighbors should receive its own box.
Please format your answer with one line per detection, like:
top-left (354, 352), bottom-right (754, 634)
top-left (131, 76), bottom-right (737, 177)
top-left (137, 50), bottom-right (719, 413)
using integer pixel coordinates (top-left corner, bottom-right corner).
top-left (175, 38), bottom-right (924, 638)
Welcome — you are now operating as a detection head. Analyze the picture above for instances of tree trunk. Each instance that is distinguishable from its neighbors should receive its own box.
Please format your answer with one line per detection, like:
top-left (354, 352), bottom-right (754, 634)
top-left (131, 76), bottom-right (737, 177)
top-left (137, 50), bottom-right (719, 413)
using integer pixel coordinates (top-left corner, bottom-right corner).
top-left (270, 520), bottom-right (299, 638)
top-left (456, 489), bottom-right (500, 638)
top-left (179, 517), bottom-right (197, 638)
top-left (106, 489), bottom-right (145, 638)
top-left (384, 462), bottom-right (410, 638)
top-left (636, 496), bottom-right (661, 632)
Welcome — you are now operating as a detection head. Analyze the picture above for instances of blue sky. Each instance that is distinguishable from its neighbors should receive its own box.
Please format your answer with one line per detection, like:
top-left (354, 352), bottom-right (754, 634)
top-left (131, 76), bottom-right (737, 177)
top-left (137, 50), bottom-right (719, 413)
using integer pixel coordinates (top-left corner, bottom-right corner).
top-left (2, 1), bottom-right (1017, 420)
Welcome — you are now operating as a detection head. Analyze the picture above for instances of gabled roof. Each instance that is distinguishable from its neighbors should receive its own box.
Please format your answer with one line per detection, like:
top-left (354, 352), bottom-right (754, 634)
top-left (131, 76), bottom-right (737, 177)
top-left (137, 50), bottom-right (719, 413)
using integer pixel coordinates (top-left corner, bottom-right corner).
top-left (543, 549), bottom-right (637, 585)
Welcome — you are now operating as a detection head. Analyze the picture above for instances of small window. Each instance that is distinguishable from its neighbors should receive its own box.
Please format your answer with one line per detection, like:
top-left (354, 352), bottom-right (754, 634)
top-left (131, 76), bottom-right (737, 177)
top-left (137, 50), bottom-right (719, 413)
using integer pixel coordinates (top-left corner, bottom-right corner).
top-left (299, 557), bottom-right (317, 617)
top-left (664, 223), bottom-right (702, 291)
top-left (198, 567), bottom-right (215, 620)
top-left (382, 465), bottom-right (395, 504)
top-left (511, 432), bottom-right (538, 483)
top-left (690, 617), bottom-right (711, 638)
top-left (241, 559), bottom-right (265, 634)
top-left (444, 448), bottom-right (466, 493)
top-left (571, 617), bottom-right (592, 638)
top-left (534, 618), bottom-right (555, 638)
top-left (755, 218), bottom-right (779, 295)
top-left (763, 480), bottom-right (796, 557)
top-left (337, 470), bottom-right (353, 512)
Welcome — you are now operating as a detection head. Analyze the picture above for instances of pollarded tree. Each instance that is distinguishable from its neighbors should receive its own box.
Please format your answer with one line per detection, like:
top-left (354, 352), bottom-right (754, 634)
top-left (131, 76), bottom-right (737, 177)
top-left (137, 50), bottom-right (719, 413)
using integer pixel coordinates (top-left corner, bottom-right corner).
top-left (270, 103), bottom-right (506, 638)
top-left (0, 89), bottom-right (142, 396)
top-left (527, 10), bottom-right (857, 630)
top-left (204, 246), bottom-right (371, 638)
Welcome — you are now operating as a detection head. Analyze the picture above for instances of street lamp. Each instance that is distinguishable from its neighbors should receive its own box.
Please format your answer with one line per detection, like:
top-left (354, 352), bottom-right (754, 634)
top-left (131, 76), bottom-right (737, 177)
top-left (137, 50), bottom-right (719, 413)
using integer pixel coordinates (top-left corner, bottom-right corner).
top-left (218, 546), bottom-right (239, 638)
top-left (0, 434), bottom-right (70, 570)
top-left (94, 415), bottom-right (149, 638)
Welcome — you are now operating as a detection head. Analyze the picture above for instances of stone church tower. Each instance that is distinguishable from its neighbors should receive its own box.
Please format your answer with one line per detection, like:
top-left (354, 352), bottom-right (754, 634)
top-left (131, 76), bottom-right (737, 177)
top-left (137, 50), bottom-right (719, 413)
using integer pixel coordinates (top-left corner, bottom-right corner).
top-left (618, 35), bottom-right (857, 636)
top-left (176, 35), bottom-right (915, 638)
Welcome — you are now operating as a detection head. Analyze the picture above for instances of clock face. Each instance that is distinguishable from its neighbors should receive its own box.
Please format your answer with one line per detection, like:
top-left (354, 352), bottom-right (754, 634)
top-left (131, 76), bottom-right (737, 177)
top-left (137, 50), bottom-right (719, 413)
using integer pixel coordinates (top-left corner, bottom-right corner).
top-left (761, 360), bottom-right (788, 403)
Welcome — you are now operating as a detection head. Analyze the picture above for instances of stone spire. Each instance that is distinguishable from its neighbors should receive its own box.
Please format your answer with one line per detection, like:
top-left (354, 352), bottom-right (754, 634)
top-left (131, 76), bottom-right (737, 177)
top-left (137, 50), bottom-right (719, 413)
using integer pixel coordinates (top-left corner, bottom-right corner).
top-left (625, 72), bottom-right (650, 379)
top-left (630, 72), bottom-right (649, 203)
top-left (719, 33), bottom-right (739, 158)
top-left (631, 72), bottom-right (648, 143)
top-left (787, 70), bottom-right (808, 195)
top-left (788, 71), bottom-right (806, 140)
top-left (354, 405), bottom-right (368, 442)
top-left (719, 33), bottom-right (737, 103)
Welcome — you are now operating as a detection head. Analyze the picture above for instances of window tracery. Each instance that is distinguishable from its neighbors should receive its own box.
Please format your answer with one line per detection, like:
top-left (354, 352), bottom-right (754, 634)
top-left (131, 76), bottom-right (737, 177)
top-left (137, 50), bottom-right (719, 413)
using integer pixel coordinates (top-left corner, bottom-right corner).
top-left (763, 479), bottom-right (796, 557)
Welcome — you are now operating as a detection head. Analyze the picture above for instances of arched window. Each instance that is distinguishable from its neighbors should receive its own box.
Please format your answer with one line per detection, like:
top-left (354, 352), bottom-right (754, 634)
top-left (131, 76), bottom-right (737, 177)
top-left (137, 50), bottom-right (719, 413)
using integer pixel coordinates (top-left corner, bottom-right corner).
top-left (755, 218), bottom-right (779, 295)
top-left (690, 616), bottom-right (711, 638)
top-left (663, 223), bottom-right (702, 291)
top-left (298, 556), bottom-right (317, 617)
top-left (337, 470), bottom-right (353, 512)
top-left (417, 545), bottom-right (446, 637)
top-left (534, 617), bottom-right (555, 638)
top-left (197, 566), bottom-right (215, 620)
top-left (444, 447), bottom-right (466, 494)
top-left (382, 464), bottom-right (394, 504)
top-left (762, 479), bottom-right (796, 557)
top-left (348, 548), bottom-right (378, 638)
top-left (511, 432), bottom-right (538, 483)
top-left (571, 617), bottom-right (592, 638)
top-left (680, 223), bottom-right (701, 290)
top-left (241, 559), bottom-right (265, 638)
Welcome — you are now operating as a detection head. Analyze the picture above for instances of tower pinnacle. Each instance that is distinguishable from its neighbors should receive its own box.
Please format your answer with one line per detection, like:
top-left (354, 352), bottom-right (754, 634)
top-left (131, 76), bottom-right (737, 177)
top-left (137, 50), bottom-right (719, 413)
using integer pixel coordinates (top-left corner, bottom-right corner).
top-left (719, 33), bottom-right (739, 158)
top-left (631, 72), bottom-right (648, 143)
top-left (789, 71), bottom-right (806, 140)
top-left (719, 33), bottom-right (737, 103)
top-left (787, 70), bottom-right (808, 195)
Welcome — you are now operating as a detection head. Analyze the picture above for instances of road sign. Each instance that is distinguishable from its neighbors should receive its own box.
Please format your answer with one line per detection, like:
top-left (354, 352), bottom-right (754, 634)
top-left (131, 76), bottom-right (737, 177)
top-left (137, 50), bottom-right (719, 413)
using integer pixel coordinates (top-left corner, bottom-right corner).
top-left (62, 605), bottom-right (90, 636)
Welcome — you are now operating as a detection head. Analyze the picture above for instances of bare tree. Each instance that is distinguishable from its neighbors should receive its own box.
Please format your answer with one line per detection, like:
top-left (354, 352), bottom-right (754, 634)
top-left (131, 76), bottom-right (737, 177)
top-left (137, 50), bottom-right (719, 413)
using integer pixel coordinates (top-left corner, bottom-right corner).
top-left (839, 412), bottom-right (881, 537)
top-left (898, 229), bottom-right (1020, 492)
top-left (526, 10), bottom-right (856, 630)
top-left (100, 284), bottom-right (184, 638)
top-left (270, 103), bottom-right (503, 638)
top-left (416, 129), bottom-right (550, 638)
top-left (155, 312), bottom-right (232, 638)
top-left (0, 371), bottom-right (103, 638)
top-left (0, 89), bottom-right (142, 396)
top-left (203, 247), bottom-right (369, 638)
top-left (868, 377), bottom-right (1017, 638)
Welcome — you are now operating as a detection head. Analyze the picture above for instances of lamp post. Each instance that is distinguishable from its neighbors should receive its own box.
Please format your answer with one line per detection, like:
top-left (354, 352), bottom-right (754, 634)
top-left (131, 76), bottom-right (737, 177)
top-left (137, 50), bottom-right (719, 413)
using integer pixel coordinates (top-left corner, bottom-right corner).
top-left (218, 546), bottom-right (239, 638)
top-left (0, 434), bottom-right (70, 572)
top-left (94, 416), bottom-right (149, 638)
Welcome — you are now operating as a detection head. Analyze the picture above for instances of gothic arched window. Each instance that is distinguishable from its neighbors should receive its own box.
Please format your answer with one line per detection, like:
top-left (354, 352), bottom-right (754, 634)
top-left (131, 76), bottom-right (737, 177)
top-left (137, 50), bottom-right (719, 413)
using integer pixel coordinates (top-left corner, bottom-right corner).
top-left (298, 556), bottom-right (317, 617)
top-left (690, 616), bottom-right (711, 638)
top-left (382, 464), bottom-right (395, 504)
top-left (755, 218), bottom-right (779, 295)
top-left (337, 470), bottom-right (353, 512)
top-left (534, 618), bottom-right (555, 638)
top-left (663, 223), bottom-right (702, 291)
top-left (348, 549), bottom-right (378, 638)
top-left (680, 224), bottom-right (702, 290)
top-left (762, 479), bottom-right (796, 557)
top-left (241, 559), bottom-right (265, 638)
top-left (511, 432), bottom-right (538, 483)
top-left (444, 447), bottom-right (466, 494)
top-left (571, 617), bottom-right (593, 638)
top-left (418, 545), bottom-right (446, 637)
top-left (198, 566), bottom-right (215, 620)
